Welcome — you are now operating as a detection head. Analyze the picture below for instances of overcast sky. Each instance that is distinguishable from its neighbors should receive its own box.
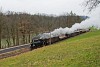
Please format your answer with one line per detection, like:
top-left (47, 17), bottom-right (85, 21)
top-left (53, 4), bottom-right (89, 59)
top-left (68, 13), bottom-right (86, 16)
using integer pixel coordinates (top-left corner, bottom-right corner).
top-left (0, 0), bottom-right (100, 16)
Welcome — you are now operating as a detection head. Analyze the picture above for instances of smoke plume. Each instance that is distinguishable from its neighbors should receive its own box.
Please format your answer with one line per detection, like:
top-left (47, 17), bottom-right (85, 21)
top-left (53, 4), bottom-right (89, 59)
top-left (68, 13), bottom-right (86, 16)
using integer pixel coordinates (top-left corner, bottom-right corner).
top-left (40, 10), bottom-right (100, 39)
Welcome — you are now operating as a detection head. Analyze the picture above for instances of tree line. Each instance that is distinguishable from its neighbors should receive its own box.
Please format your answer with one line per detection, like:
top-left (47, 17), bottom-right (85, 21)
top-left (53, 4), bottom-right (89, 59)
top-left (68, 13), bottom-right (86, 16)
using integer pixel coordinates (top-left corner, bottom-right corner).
top-left (0, 10), bottom-right (88, 49)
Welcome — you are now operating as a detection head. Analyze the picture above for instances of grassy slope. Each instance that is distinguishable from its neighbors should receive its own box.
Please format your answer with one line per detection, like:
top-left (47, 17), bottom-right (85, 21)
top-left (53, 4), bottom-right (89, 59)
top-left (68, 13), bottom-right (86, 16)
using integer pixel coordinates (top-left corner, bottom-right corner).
top-left (0, 30), bottom-right (100, 67)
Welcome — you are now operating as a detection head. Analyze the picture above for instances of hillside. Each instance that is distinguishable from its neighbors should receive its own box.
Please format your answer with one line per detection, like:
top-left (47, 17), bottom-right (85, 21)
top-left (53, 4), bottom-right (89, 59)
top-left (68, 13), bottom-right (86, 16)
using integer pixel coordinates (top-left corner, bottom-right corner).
top-left (0, 30), bottom-right (100, 67)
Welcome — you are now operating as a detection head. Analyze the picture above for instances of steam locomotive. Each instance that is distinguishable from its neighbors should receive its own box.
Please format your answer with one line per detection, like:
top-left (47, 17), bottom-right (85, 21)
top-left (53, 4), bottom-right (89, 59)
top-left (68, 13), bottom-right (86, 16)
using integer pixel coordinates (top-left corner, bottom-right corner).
top-left (30, 29), bottom-right (90, 50)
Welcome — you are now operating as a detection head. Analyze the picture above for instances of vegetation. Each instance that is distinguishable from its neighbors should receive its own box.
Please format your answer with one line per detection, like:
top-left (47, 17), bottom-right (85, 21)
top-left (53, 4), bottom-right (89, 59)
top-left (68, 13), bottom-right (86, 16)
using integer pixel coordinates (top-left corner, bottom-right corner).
top-left (0, 30), bottom-right (100, 67)
top-left (0, 10), bottom-right (87, 49)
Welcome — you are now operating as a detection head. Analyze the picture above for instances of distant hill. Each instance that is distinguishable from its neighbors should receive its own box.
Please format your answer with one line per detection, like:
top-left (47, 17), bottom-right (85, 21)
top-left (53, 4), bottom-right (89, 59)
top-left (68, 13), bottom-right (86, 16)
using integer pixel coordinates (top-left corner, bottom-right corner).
top-left (81, 16), bottom-right (89, 20)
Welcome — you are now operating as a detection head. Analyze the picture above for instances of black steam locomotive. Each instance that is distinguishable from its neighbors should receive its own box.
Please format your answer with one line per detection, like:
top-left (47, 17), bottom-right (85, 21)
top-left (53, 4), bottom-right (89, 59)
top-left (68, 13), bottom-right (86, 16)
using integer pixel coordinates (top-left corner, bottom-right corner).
top-left (30, 29), bottom-right (90, 50)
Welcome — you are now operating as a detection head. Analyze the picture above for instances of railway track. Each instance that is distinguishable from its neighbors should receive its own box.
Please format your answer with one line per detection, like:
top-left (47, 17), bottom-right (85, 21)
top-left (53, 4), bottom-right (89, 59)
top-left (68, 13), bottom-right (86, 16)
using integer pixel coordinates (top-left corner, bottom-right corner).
top-left (0, 44), bottom-right (31, 59)
top-left (0, 44), bottom-right (30, 54)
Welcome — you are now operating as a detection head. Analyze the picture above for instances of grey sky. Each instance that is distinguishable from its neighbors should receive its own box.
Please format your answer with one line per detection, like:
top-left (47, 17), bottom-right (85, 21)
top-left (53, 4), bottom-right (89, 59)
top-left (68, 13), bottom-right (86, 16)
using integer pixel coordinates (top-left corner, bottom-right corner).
top-left (0, 0), bottom-right (99, 16)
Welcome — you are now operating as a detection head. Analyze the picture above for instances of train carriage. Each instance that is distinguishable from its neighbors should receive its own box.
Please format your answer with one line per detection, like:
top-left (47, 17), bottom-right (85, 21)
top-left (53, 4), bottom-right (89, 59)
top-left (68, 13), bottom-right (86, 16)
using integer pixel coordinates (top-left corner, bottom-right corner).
top-left (30, 29), bottom-right (90, 50)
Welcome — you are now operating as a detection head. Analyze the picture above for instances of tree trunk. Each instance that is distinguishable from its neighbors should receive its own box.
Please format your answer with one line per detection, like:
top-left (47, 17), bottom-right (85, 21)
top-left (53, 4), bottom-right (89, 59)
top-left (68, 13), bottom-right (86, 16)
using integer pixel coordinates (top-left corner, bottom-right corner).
top-left (22, 33), bottom-right (25, 44)
top-left (28, 31), bottom-right (31, 43)
top-left (0, 27), bottom-right (2, 49)
top-left (6, 27), bottom-right (11, 47)
top-left (11, 28), bottom-right (16, 46)
top-left (6, 40), bottom-right (10, 47)
top-left (16, 29), bottom-right (19, 45)
top-left (12, 35), bottom-right (16, 46)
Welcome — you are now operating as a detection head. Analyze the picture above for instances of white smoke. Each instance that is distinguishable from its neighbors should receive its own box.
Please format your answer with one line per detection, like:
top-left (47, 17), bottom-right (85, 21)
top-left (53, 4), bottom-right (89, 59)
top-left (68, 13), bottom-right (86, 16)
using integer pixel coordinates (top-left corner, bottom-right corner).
top-left (40, 9), bottom-right (100, 39)
top-left (40, 17), bottom-right (100, 39)
top-left (79, 18), bottom-right (100, 29)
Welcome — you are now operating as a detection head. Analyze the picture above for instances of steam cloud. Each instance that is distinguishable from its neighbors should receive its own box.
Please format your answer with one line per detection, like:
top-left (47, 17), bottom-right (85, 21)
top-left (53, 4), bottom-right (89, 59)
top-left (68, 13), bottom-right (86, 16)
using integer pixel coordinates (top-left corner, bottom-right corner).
top-left (40, 14), bottom-right (100, 39)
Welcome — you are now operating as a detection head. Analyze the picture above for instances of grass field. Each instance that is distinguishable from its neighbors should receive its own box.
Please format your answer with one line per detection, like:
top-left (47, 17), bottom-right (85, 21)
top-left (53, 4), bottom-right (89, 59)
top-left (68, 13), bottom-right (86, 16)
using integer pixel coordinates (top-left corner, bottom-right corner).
top-left (0, 30), bottom-right (100, 67)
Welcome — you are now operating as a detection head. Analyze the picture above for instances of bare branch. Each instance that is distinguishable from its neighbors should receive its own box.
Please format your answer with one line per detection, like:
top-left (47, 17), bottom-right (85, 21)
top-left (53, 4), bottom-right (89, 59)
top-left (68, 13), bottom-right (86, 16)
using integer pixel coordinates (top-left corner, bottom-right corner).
top-left (84, 0), bottom-right (100, 12)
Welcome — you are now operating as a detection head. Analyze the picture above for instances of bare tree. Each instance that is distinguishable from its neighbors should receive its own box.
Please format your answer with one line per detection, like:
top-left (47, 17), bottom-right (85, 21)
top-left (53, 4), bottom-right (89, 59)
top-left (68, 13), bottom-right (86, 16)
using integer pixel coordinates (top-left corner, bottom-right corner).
top-left (84, 0), bottom-right (100, 11)
top-left (0, 26), bottom-right (1, 48)
top-left (0, 9), bottom-right (3, 48)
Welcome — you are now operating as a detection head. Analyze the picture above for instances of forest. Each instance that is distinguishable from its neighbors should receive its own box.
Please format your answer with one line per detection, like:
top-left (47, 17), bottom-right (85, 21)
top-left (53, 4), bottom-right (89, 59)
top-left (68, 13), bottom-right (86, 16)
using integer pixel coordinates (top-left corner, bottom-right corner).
top-left (0, 11), bottom-right (88, 49)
